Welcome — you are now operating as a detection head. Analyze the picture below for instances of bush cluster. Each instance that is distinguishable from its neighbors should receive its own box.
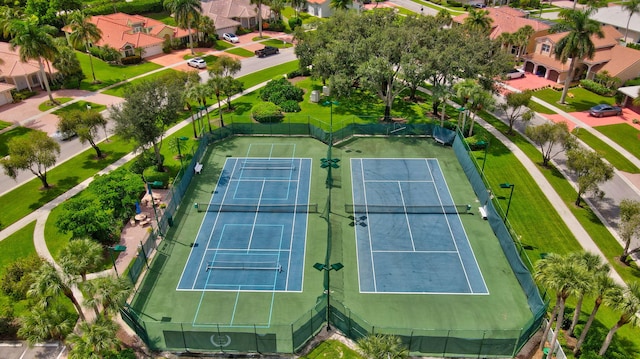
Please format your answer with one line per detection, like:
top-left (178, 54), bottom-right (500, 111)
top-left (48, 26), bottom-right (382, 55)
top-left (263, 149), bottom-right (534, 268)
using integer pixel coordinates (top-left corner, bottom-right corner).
top-left (251, 102), bottom-right (284, 123)
top-left (121, 55), bottom-right (142, 65)
top-left (266, 20), bottom-right (286, 32)
top-left (10, 89), bottom-right (37, 102)
top-left (287, 67), bottom-right (311, 79)
top-left (261, 78), bottom-right (304, 106)
top-left (280, 100), bottom-right (301, 112)
top-left (288, 17), bottom-right (303, 30)
top-left (627, 43), bottom-right (640, 51)
top-left (84, 0), bottom-right (164, 16)
top-left (580, 79), bottom-right (615, 96)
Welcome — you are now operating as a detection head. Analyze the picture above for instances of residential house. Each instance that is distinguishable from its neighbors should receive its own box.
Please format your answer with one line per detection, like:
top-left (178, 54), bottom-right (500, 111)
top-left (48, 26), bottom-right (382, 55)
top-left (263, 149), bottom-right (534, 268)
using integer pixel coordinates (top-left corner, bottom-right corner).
top-left (453, 7), bottom-right (550, 55)
top-left (0, 41), bottom-right (56, 106)
top-left (591, 5), bottom-right (640, 44)
top-left (62, 13), bottom-right (191, 59)
top-left (200, 0), bottom-right (271, 36)
top-left (522, 25), bottom-right (640, 84)
top-left (618, 85), bottom-right (640, 114)
top-left (307, 0), bottom-right (364, 18)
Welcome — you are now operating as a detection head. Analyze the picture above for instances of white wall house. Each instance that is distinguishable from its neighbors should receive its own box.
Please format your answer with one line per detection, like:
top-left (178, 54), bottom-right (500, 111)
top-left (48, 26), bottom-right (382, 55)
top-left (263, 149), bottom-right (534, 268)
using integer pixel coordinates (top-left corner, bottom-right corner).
top-left (591, 5), bottom-right (640, 44)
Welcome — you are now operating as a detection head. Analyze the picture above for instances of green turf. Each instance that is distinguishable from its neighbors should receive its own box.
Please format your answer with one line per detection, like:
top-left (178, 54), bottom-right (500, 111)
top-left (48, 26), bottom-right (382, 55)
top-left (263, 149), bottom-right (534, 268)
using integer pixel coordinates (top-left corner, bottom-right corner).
top-left (0, 126), bottom-right (39, 157)
top-left (236, 60), bottom-right (299, 89)
top-left (594, 123), bottom-right (640, 164)
top-left (130, 137), bottom-right (533, 354)
top-left (259, 39), bottom-right (295, 49)
top-left (213, 40), bottom-right (235, 51)
top-left (38, 97), bottom-right (73, 111)
top-left (301, 340), bottom-right (363, 359)
top-left (76, 52), bottom-right (163, 92)
top-left (223, 47), bottom-right (255, 57)
top-left (0, 221), bottom-right (37, 318)
top-left (532, 87), bottom-right (615, 113)
top-left (144, 11), bottom-right (176, 26)
top-left (0, 120), bottom-right (11, 130)
top-left (573, 127), bottom-right (640, 174)
top-left (102, 68), bottom-right (182, 97)
top-left (51, 100), bottom-right (107, 115)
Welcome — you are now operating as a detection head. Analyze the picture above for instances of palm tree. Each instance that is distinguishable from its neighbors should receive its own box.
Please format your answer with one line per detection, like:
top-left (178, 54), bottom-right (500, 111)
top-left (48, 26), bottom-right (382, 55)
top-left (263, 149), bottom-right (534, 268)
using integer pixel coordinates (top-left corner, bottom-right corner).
top-left (290, 0), bottom-right (306, 17)
top-left (435, 8), bottom-right (452, 27)
top-left (18, 305), bottom-right (75, 345)
top-left (163, 0), bottom-right (202, 55)
top-left (513, 25), bottom-right (535, 57)
top-left (566, 251), bottom-right (607, 336)
top-left (207, 75), bottom-right (227, 128)
top-left (67, 316), bottom-right (120, 358)
top-left (623, 0), bottom-right (640, 43)
top-left (67, 11), bottom-right (102, 84)
top-left (6, 18), bottom-right (59, 105)
top-left (83, 276), bottom-right (131, 318)
top-left (330, 0), bottom-right (353, 10)
top-left (619, 199), bottom-right (640, 264)
top-left (599, 282), bottom-right (640, 356)
top-left (552, 9), bottom-right (603, 104)
top-left (534, 253), bottom-right (591, 355)
top-left (196, 14), bottom-right (216, 43)
top-left (463, 8), bottom-right (493, 35)
top-left (573, 273), bottom-right (619, 355)
top-left (186, 82), bottom-right (214, 132)
top-left (270, 0), bottom-right (286, 21)
top-left (357, 334), bottom-right (409, 359)
top-left (27, 261), bottom-right (86, 321)
top-left (251, 0), bottom-right (266, 38)
top-left (59, 239), bottom-right (104, 282)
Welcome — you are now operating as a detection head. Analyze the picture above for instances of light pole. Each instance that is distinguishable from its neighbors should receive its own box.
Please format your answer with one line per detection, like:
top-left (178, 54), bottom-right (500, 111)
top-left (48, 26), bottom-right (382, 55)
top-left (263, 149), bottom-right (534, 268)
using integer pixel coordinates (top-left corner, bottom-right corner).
top-left (313, 262), bottom-right (344, 331)
top-left (109, 245), bottom-right (127, 277)
top-left (499, 183), bottom-right (515, 222)
top-left (481, 139), bottom-right (490, 174)
top-left (175, 136), bottom-right (188, 171)
top-left (321, 100), bottom-right (340, 189)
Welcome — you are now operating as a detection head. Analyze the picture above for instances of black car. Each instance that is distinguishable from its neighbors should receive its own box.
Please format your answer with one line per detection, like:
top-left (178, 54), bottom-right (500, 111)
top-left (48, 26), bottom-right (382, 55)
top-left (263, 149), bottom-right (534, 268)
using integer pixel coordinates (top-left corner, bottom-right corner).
top-left (255, 46), bottom-right (279, 58)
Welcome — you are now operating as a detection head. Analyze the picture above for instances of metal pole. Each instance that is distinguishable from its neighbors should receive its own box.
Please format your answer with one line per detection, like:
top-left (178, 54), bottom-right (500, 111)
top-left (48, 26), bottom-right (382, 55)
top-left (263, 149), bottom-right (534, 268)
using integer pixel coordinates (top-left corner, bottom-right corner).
top-left (176, 137), bottom-right (183, 170)
top-left (326, 267), bottom-right (331, 331)
top-left (110, 248), bottom-right (119, 277)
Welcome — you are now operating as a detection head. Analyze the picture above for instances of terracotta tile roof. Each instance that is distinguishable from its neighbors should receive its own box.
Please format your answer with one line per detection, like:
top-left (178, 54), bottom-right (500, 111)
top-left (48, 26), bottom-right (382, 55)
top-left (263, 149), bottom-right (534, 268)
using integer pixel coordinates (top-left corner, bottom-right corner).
top-left (599, 45), bottom-right (640, 77)
top-left (453, 7), bottom-right (550, 40)
top-left (539, 25), bottom-right (621, 48)
top-left (524, 52), bottom-right (571, 72)
top-left (0, 42), bottom-right (45, 78)
top-left (201, 0), bottom-right (270, 27)
top-left (63, 13), bottom-right (189, 51)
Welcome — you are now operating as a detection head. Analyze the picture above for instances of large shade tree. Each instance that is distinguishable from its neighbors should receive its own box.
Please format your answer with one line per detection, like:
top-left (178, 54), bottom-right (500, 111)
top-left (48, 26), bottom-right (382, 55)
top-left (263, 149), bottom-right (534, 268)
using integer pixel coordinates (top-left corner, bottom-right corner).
top-left (566, 146), bottom-right (613, 206)
top-left (552, 9), bottom-right (604, 104)
top-left (110, 75), bottom-right (185, 171)
top-left (1, 131), bottom-right (60, 189)
top-left (618, 199), bottom-right (640, 264)
top-left (6, 17), bottom-right (59, 104)
top-left (58, 108), bottom-right (107, 158)
top-left (66, 11), bottom-right (102, 84)
top-left (163, 0), bottom-right (201, 54)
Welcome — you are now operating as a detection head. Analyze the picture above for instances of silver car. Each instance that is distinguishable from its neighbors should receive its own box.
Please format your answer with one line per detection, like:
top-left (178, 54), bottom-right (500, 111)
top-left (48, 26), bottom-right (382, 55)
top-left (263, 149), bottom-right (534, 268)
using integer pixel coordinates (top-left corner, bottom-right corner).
top-left (187, 57), bottom-right (207, 69)
top-left (589, 104), bottom-right (622, 117)
top-left (222, 33), bottom-right (239, 43)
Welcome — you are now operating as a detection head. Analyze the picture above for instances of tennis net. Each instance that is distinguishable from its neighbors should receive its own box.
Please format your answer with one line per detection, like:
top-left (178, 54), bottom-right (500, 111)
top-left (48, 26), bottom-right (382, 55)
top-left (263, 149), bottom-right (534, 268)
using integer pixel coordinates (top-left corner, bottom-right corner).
top-left (206, 261), bottom-right (283, 272)
top-left (345, 204), bottom-right (471, 214)
top-left (239, 160), bottom-right (296, 170)
top-left (195, 203), bottom-right (318, 213)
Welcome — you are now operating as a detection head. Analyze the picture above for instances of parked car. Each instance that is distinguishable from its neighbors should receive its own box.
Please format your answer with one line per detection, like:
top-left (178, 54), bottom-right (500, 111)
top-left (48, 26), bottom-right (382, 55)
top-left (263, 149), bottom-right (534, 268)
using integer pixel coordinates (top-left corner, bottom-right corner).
top-left (589, 104), bottom-right (622, 117)
top-left (51, 130), bottom-right (76, 141)
top-left (473, 3), bottom-right (487, 8)
top-left (505, 68), bottom-right (525, 79)
top-left (222, 33), bottom-right (239, 43)
top-left (187, 57), bottom-right (207, 69)
top-left (255, 46), bottom-right (279, 58)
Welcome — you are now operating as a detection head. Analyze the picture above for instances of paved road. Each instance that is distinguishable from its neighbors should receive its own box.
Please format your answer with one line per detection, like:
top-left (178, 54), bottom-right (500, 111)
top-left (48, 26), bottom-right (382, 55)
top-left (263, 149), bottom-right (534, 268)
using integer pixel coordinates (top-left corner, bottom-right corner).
top-left (0, 342), bottom-right (66, 359)
top-left (389, 0), bottom-right (439, 15)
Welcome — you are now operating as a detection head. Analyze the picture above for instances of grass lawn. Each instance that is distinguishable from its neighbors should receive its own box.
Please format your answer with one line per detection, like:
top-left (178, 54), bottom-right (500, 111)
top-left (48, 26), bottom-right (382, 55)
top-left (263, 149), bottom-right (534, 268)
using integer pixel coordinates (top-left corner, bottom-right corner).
top-left (251, 36), bottom-right (271, 41)
top-left (213, 40), bottom-right (234, 51)
top-left (529, 100), bottom-right (557, 115)
top-left (102, 68), bottom-right (182, 97)
top-left (259, 39), bottom-right (295, 49)
top-left (0, 127), bottom-right (39, 157)
top-left (38, 97), bottom-right (73, 111)
top-left (76, 52), bottom-right (163, 92)
top-left (0, 221), bottom-right (38, 318)
top-left (51, 101), bottom-right (107, 115)
top-left (595, 123), bottom-right (640, 162)
top-left (532, 87), bottom-right (615, 113)
top-left (236, 60), bottom-right (300, 89)
top-left (573, 127), bottom-right (640, 173)
top-left (301, 340), bottom-right (363, 359)
top-left (144, 11), bottom-right (176, 26)
top-left (0, 120), bottom-right (11, 130)
top-left (0, 136), bottom-right (135, 230)
top-left (224, 48), bottom-right (255, 57)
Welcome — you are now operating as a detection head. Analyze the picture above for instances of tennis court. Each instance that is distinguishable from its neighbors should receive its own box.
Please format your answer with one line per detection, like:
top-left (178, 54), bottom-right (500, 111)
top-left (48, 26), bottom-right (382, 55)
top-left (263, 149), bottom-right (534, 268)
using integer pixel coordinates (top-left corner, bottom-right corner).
top-left (350, 158), bottom-right (488, 294)
top-left (177, 157), bottom-right (312, 293)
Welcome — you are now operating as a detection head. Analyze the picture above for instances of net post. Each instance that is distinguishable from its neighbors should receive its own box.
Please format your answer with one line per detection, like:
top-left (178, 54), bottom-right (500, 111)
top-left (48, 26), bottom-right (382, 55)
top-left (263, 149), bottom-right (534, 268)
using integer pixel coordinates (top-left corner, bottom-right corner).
top-left (254, 324), bottom-right (260, 353)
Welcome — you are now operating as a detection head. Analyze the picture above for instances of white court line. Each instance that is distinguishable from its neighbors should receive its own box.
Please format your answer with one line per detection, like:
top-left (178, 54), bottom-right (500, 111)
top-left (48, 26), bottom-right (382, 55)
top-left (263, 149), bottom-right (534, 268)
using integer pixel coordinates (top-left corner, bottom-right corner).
top-left (286, 158), bottom-right (303, 290)
top-left (397, 181), bottom-right (416, 251)
top-left (364, 180), bottom-right (432, 183)
top-left (246, 180), bottom-right (267, 252)
top-left (371, 250), bottom-right (458, 253)
top-left (205, 248), bottom-right (291, 252)
top-left (359, 159), bottom-right (378, 292)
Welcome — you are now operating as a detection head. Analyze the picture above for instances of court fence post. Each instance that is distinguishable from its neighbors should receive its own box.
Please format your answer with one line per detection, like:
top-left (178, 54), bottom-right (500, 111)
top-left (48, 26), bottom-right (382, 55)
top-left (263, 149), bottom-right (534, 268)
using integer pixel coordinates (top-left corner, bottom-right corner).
top-left (254, 324), bottom-right (259, 353)
top-left (139, 241), bottom-right (149, 269)
top-left (180, 323), bottom-right (187, 352)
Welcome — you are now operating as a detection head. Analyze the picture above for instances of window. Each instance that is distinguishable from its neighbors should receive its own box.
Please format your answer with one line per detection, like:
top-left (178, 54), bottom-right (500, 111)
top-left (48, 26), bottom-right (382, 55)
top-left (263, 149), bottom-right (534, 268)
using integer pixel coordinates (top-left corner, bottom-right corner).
top-left (541, 44), bottom-right (551, 53)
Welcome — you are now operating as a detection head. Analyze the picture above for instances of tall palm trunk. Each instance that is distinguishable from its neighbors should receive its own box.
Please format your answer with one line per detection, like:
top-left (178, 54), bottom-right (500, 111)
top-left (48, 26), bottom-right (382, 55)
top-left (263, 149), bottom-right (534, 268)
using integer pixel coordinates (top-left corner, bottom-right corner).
top-left (574, 297), bottom-right (603, 354)
top-left (559, 58), bottom-right (577, 104)
top-left (38, 59), bottom-right (57, 105)
top-left (187, 25), bottom-right (195, 54)
top-left (86, 44), bottom-right (97, 83)
top-left (568, 294), bottom-right (584, 336)
top-left (539, 295), bottom-right (561, 350)
top-left (63, 287), bottom-right (86, 321)
top-left (215, 93), bottom-right (225, 127)
top-left (625, 15), bottom-right (632, 43)
top-left (599, 319), bottom-right (626, 355)
top-left (257, 0), bottom-right (263, 38)
top-left (548, 298), bottom-right (566, 355)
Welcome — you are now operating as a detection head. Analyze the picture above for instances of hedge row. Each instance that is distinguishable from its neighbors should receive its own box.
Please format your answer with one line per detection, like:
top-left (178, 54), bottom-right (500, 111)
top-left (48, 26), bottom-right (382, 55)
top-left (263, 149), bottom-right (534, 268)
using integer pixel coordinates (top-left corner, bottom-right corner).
top-left (84, 0), bottom-right (164, 16)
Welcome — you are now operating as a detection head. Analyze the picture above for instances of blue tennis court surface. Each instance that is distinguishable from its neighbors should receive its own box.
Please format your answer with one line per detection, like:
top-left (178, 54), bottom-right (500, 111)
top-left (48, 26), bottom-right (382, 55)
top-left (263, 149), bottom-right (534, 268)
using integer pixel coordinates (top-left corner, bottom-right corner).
top-left (177, 157), bottom-right (312, 292)
top-left (351, 158), bottom-right (488, 294)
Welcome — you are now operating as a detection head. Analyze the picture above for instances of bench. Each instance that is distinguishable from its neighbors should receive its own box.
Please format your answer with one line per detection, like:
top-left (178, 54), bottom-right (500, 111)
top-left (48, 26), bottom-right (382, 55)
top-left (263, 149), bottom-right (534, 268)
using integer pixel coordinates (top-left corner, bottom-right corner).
top-left (194, 162), bottom-right (203, 174)
top-left (434, 137), bottom-right (445, 145)
top-left (139, 219), bottom-right (151, 227)
top-left (478, 206), bottom-right (488, 220)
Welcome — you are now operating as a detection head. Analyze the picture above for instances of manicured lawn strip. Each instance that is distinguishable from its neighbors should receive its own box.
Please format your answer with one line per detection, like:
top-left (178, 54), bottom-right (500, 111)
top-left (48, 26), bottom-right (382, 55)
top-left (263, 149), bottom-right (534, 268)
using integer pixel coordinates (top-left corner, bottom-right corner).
top-left (480, 112), bottom-right (640, 284)
top-left (259, 39), bottom-right (294, 48)
top-left (0, 126), bottom-right (39, 157)
top-left (213, 40), bottom-right (234, 50)
top-left (529, 100), bottom-right (556, 115)
top-left (573, 127), bottom-right (640, 173)
top-left (102, 68), bottom-right (181, 97)
top-left (595, 123), bottom-right (640, 162)
top-left (144, 11), bottom-right (176, 26)
top-left (0, 120), bottom-right (11, 129)
top-left (0, 221), bottom-right (37, 317)
top-left (52, 101), bottom-right (107, 115)
top-left (532, 87), bottom-right (615, 113)
top-left (77, 52), bottom-right (163, 92)
top-left (301, 340), bottom-right (363, 359)
top-left (236, 60), bottom-right (300, 89)
top-left (0, 137), bottom-right (135, 229)
top-left (38, 97), bottom-right (73, 111)
top-left (224, 48), bottom-right (255, 57)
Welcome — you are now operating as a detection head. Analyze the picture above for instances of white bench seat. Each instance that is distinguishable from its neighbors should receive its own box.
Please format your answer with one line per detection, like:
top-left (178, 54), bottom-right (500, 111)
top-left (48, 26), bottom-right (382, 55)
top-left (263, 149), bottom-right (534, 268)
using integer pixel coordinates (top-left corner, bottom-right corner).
top-left (478, 206), bottom-right (488, 220)
top-left (194, 162), bottom-right (203, 174)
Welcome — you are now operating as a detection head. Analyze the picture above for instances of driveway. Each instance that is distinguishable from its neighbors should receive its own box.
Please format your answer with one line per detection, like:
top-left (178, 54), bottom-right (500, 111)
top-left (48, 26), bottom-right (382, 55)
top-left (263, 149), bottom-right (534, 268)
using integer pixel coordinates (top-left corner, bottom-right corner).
top-left (543, 108), bottom-right (640, 132)
top-left (501, 72), bottom-right (558, 92)
top-left (0, 342), bottom-right (66, 359)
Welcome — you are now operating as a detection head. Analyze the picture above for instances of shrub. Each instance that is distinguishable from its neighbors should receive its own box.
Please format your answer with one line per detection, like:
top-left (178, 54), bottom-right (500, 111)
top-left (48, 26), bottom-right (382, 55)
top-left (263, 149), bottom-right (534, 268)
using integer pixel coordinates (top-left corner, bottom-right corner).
top-left (260, 78), bottom-right (304, 105)
top-left (623, 77), bottom-right (640, 86)
top-left (288, 17), bottom-right (302, 30)
top-left (1, 256), bottom-right (44, 300)
top-left (580, 79), bottom-right (615, 96)
top-left (251, 102), bottom-right (284, 123)
top-left (121, 55), bottom-right (142, 65)
top-left (614, 91), bottom-right (625, 105)
top-left (10, 89), bottom-right (37, 102)
top-left (627, 42), bottom-right (640, 51)
top-left (280, 100), bottom-right (301, 113)
top-left (287, 68), bottom-right (311, 79)
top-left (633, 119), bottom-right (640, 124)
top-left (143, 166), bottom-right (170, 188)
top-left (267, 20), bottom-right (285, 32)
top-left (85, 0), bottom-right (164, 16)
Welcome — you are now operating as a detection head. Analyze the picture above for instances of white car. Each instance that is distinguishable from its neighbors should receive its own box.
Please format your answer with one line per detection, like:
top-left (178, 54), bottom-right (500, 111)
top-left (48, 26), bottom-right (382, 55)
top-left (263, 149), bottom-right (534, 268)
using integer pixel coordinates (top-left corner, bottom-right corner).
top-left (506, 68), bottom-right (525, 79)
top-left (222, 33), bottom-right (239, 43)
top-left (187, 57), bottom-right (207, 69)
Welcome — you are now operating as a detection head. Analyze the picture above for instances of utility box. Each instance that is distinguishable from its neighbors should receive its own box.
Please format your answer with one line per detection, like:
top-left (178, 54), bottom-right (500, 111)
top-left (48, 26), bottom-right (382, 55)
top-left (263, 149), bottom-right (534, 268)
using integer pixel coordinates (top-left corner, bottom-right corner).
top-left (322, 86), bottom-right (330, 96)
top-left (310, 90), bottom-right (319, 103)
